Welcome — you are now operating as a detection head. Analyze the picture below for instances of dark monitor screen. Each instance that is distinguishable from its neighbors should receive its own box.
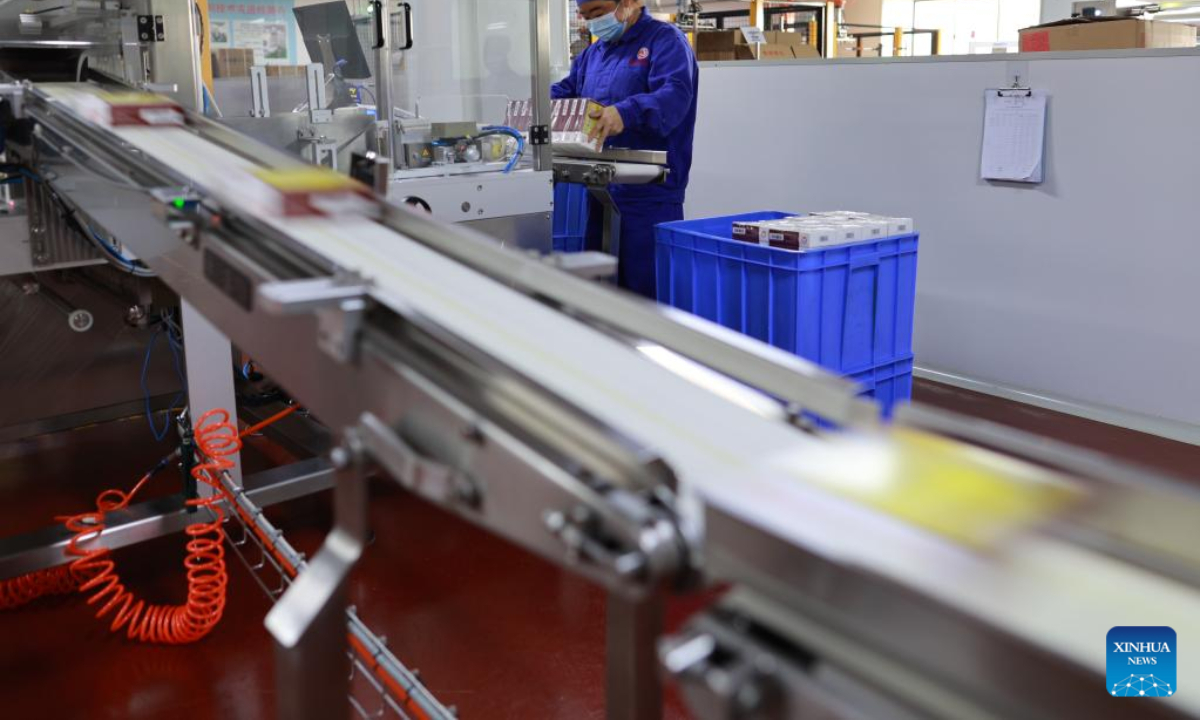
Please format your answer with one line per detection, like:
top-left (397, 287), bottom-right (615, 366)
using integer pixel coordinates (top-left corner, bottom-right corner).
top-left (293, 1), bottom-right (371, 80)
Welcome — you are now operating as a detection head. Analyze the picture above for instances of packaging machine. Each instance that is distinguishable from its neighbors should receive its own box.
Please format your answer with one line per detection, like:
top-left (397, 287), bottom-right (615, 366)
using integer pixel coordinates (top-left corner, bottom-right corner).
top-left (1, 3), bottom-right (1199, 720)
top-left (205, 0), bottom-right (667, 253)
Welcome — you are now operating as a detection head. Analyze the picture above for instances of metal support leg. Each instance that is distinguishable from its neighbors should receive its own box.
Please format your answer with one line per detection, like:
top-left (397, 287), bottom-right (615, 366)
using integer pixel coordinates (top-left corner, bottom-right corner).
top-left (607, 590), bottom-right (665, 720)
top-left (588, 185), bottom-right (622, 260)
top-left (265, 434), bottom-right (369, 720)
top-left (181, 299), bottom-right (241, 486)
top-left (531, 0), bottom-right (554, 173)
top-left (374, 0), bottom-right (395, 165)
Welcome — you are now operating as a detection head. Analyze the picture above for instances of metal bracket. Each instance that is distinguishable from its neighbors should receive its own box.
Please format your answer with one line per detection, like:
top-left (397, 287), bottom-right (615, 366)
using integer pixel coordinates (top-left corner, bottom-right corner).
top-left (250, 66), bottom-right (271, 118)
top-left (305, 63), bottom-right (332, 125)
top-left (0, 83), bottom-right (25, 118)
top-left (141, 82), bottom-right (179, 94)
top-left (530, 124), bottom-right (549, 145)
top-left (543, 505), bottom-right (646, 580)
top-left (177, 416), bottom-right (198, 513)
top-left (555, 161), bottom-right (616, 187)
top-left (149, 187), bottom-right (201, 244)
top-left (257, 276), bottom-right (370, 364)
top-left (137, 15), bottom-right (164, 42)
top-left (358, 412), bottom-right (481, 508)
top-left (543, 486), bottom-right (688, 592)
top-left (298, 128), bottom-right (339, 170)
top-left (659, 616), bottom-right (787, 720)
top-left (317, 298), bottom-right (365, 364)
top-left (660, 593), bottom-right (924, 720)
top-left (349, 151), bottom-right (392, 196)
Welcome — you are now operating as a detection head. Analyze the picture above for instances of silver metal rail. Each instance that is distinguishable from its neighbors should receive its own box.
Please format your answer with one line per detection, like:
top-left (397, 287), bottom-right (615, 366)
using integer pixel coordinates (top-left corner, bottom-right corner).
top-left (553, 148), bottom-right (669, 165)
top-left (377, 203), bottom-right (877, 427)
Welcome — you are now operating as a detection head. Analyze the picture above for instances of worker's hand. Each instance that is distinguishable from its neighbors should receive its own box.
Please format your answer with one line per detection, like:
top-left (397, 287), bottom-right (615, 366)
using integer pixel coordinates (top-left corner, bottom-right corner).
top-left (587, 105), bottom-right (625, 147)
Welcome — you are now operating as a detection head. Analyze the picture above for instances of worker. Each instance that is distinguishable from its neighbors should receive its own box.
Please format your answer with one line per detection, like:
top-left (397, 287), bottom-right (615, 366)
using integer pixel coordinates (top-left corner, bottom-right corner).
top-left (552, 0), bottom-right (698, 299)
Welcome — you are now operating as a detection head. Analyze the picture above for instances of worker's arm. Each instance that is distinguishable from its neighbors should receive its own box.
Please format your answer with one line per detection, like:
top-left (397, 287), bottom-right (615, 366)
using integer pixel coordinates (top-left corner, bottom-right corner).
top-left (551, 52), bottom-right (586, 99)
top-left (612, 32), bottom-right (694, 137)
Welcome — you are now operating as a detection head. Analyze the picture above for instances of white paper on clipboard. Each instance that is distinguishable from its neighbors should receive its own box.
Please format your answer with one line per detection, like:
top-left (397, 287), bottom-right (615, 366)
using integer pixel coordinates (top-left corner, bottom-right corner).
top-left (981, 90), bottom-right (1047, 183)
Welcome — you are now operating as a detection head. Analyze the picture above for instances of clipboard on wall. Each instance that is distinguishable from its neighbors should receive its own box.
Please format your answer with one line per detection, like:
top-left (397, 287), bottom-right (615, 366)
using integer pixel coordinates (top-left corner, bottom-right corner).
top-left (981, 86), bottom-right (1048, 184)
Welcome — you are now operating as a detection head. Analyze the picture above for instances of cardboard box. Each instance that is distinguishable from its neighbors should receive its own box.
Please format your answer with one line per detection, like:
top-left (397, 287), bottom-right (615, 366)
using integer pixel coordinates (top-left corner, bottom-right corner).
top-left (56, 90), bottom-right (184, 128)
top-left (735, 44), bottom-right (795, 61)
top-left (212, 48), bottom-right (253, 78)
top-left (731, 221), bottom-right (767, 244)
top-left (696, 50), bottom-right (737, 62)
top-left (765, 31), bottom-right (810, 49)
top-left (240, 166), bottom-right (376, 219)
top-left (1019, 18), bottom-right (1196, 52)
top-left (696, 29), bottom-right (820, 61)
top-left (767, 225), bottom-right (837, 251)
top-left (694, 30), bottom-right (746, 53)
top-left (266, 65), bottom-right (306, 78)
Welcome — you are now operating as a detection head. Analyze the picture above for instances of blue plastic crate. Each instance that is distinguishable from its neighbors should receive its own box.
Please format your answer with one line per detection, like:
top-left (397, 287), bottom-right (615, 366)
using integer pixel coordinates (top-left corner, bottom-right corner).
top-left (806, 356), bottom-right (913, 428)
top-left (655, 211), bottom-right (919, 376)
top-left (552, 183), bottom-right (590, 253)
top-left (848, 356), bottom-right (914, 419)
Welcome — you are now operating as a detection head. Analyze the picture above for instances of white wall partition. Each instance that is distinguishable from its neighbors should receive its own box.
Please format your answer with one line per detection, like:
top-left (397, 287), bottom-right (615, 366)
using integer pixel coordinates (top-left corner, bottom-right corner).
top-left (687, 50), bottom-right (1200, 442)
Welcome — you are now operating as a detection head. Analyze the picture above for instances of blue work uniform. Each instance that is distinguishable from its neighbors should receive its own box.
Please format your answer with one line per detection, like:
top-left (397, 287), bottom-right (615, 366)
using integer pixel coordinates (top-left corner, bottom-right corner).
top-left (551, 10), bottom-right (698, 298)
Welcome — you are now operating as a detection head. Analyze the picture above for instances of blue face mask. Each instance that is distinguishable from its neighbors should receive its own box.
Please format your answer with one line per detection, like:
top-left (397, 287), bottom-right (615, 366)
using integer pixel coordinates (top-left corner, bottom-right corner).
top-left (588, 8), bottom-right (626, 43)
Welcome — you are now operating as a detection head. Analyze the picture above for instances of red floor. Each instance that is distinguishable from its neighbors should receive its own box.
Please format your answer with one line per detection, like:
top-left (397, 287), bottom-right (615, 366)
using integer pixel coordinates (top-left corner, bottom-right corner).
top-left (0, 419), bottom-right (702, 719)
top-left (2, 382), bottom-right (1199, 718)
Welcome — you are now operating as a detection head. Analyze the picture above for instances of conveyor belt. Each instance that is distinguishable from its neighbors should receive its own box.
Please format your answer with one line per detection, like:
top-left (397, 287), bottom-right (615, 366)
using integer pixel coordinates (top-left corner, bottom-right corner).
top-left (52, 99), bottom-right (1198, 707)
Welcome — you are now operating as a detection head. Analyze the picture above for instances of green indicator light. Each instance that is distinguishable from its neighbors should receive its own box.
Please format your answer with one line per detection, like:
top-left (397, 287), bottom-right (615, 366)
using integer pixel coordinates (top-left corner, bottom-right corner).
top-left (173, 198), bottom-right (186, 209)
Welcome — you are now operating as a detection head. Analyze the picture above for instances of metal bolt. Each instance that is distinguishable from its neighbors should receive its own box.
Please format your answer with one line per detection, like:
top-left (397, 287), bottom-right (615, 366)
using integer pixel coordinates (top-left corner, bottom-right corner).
top-left (461, 425), bottom-right (485, 445)
top-left (543, 510), bottom-right (566, 534)
top-left (477, 209), bottom-right (484, 216)
top-left (736, 683), bottom-right (763, 712)
top-left (461, 201), bottom-right (471, 213)
top-left (754, 654), bottom-right (780, 676)
top-left (476, 185), bottom-right (483, 192)
top-left (330, 446), bottom-right (350, 469)
top-left (614, 551), bottom-right (646, 578)
top-left (454, 479), bottom-right (480, 508)
top-left (68, 309), bottom-right (94, 333)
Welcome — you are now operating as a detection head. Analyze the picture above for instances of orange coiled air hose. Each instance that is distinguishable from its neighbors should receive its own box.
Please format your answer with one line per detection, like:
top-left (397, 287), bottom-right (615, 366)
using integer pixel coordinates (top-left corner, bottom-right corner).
top-left (0, 407), bottom-right (298, 640)
top-left (60, 408), bottom-right (239, 643)
top-left (0, 405), bottom-right (431, 715)
top-left (0, 565), bottom-right (77, 609)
